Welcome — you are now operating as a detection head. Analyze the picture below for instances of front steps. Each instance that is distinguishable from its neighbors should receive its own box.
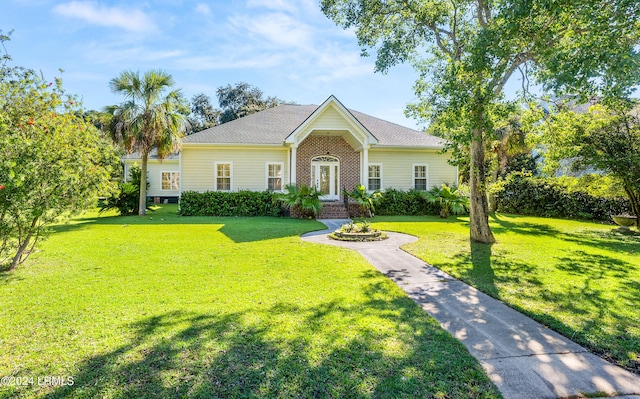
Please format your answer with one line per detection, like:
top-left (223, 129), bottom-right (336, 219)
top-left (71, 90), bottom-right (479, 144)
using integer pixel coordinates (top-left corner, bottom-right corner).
top-left (318, 202), bottom-right (349, 219)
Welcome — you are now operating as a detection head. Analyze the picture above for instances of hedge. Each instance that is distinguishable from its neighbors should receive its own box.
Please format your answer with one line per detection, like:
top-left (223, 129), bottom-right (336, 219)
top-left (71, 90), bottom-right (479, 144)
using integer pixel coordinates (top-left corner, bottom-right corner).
top-left (179, 190), bottom-right (281, 217)
top-left (375, 188), bottom-right (442, 216)
top-left (495, 175), bottom-right (630, 220)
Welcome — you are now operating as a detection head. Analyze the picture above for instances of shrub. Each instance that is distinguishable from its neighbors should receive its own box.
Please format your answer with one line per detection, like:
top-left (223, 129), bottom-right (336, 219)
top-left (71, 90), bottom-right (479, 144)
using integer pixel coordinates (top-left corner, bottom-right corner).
top-left (179, 190), bottom-right (281, 217)
top-left (423, 184), bottom-right (469, 218)
top-left (375, 188), bottom-right (441, 216)
top-left (495, 173), bottom-right (631, 220)
top-left (279, 184), bottom-right (322, 218)
top-left (343, 185), bottom-right (381, 217)
top-left (100, 164), bottom-right (149, 216)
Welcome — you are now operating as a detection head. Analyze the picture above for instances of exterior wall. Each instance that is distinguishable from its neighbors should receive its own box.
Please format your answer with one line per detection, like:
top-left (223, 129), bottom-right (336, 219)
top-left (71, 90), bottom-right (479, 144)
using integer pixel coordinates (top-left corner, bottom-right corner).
top-left (124, 160), bottom-right (180, 197)
top-left (296, 135), bottom-right (360, 200)
top-left (305, 106), bottom-right (352, 130)
top-left (181, 146), bottom-right (289, 192)
top-left (368, 149), bottom-right (457, 191)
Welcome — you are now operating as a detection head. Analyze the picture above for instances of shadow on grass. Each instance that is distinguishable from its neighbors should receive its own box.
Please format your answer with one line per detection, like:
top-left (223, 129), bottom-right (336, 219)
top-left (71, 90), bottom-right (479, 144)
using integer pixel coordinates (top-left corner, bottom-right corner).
top-left (36, 282), bottom-right (498, 399)
top-left (442, 241), bottom-right (541, 299)
top-left (555, 250), bottom-right (632, 279)
top-left (557, 229), bottom-right (640, 254)
top-left (50, 206), bottom-right (323, 244)
top-left (438, 241), bottom-right (640, 373)
top-left (489, 213), bottom-right (562, 237)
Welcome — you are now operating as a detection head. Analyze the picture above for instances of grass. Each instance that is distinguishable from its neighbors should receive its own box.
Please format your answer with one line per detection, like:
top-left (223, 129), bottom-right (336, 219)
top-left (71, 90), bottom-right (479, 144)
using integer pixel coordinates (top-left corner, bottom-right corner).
top-left (0, 205), bottom-right (500, 399)
top-left (372, 214), bottom-right (640, 374)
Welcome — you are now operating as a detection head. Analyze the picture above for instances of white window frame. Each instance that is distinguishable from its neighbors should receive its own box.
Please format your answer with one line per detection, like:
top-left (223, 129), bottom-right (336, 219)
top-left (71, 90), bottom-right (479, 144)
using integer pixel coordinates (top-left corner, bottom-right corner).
top-left (266, 162), bottom-right (284, 192)
top-left (161, 171), bottom-right (180, 191)
top-left (214, 162), bottom-right (233, 192)
top-left (367, 163), bottom-right (382, 192)
top-left (412, 164), bottom-right (429, 191)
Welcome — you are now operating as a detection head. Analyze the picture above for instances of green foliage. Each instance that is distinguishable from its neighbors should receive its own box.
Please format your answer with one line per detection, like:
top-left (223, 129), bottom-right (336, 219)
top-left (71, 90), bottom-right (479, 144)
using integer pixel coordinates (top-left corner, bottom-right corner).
top-left (494, 173), bottom-right (630, 220)
top-left (101, 182), bottom-right (139, 216)
top-left (216, 82), bottom-right (291, 124)
top-left (321, 0), bottom-right (640, 243)
top-left (179, 190), bottom-right (281, 217)
top-left (279, 184), bottom-right (323, 218)
top-left (554, 174), bottom-right (627, 199)
top-left (344, 184), bottom-right (382, 217)
top-left (374, 188), bottom-right (441, 216)
top-left (423, 185), bottom-right (469, 218)
top-left (0, 50), bottom-right (117, 269)
top-left (187, 93), bottom-right (220, 134)
top-left (105, 69), bottom-right (188, 215)
top-left (100, 164), bottom-right (150, 216)
top-left (532, 103), bottom-right (640, 225)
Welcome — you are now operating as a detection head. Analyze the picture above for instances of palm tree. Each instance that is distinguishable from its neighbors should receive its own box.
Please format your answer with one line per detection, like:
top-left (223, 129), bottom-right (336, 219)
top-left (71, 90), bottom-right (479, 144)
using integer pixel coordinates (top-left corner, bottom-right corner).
top-left (105, 70), bottom-right (187, 215)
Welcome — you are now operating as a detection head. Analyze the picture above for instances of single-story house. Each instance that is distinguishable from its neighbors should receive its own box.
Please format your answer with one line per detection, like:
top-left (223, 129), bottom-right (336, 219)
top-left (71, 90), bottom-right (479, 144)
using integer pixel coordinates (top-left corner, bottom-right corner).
top-left (123, 95), bottom-right (458, 212)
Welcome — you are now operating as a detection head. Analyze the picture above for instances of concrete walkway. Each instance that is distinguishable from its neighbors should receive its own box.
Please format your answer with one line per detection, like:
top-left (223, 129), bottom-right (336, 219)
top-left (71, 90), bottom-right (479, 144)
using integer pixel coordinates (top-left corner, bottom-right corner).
top-left (302, 223), bottom-right (640, 399)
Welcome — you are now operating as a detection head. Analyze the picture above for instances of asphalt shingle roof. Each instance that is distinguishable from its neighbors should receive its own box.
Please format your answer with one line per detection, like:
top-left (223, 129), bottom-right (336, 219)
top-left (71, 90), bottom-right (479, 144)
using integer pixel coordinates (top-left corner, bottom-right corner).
top-left (183, 104), bottom-right (446, 148)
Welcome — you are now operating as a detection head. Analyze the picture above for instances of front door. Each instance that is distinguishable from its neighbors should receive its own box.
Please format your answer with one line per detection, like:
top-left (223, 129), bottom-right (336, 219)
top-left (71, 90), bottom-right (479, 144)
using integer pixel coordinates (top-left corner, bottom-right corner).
top-left (311, 156), bottom-right (339, 200)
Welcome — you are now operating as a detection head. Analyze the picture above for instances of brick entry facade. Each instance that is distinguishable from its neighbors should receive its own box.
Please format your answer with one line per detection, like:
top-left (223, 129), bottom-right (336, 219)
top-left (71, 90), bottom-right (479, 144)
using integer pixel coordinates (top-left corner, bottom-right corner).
top-left (296, 135), bottom-right (360, 201)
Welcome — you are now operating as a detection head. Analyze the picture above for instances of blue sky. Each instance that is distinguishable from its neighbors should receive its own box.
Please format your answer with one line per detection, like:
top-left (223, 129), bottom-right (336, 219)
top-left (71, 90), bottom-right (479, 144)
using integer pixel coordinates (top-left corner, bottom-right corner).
top-left (2, 0), bottom-right (428, 128)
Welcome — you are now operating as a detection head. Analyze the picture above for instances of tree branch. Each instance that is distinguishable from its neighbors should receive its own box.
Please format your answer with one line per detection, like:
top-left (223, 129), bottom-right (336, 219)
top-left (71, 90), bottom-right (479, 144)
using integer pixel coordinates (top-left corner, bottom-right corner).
top-left (491, 53), bottom-right (533, 96)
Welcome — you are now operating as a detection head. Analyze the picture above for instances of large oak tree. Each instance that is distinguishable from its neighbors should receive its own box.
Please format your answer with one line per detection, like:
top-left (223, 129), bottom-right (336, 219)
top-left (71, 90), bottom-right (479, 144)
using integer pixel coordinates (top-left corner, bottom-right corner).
top-left (321, 0), bottom-right (640, 243)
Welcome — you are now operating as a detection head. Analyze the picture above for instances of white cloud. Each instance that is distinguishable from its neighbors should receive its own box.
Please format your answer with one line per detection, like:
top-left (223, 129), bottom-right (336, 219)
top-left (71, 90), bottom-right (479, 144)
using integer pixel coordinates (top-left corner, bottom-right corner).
top-left (245, 0), bottom-right (298, 13)
top-left (174, 53), bottom-right (284, 71)
top-left (83, 42), bottom-right (185, 65)
top-left (52, 1), bottom-right (157, 33)
top-left (229, 12), bottom-right (313, 49)
top-left (195, 3), bottom-right (211, 16)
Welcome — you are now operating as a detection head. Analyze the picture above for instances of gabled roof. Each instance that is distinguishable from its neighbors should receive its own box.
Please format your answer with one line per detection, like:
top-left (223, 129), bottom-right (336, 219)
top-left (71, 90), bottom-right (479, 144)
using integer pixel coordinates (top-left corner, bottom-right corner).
top-left (182, 96), bottom-right (446, 149)
top-left (284, 95), bottom-right (378, 147)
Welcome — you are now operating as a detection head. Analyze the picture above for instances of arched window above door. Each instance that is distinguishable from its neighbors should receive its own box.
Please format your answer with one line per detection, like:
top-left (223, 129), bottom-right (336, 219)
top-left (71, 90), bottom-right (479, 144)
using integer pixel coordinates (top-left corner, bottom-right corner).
top-left (311, 155), bottom-right (339, 163)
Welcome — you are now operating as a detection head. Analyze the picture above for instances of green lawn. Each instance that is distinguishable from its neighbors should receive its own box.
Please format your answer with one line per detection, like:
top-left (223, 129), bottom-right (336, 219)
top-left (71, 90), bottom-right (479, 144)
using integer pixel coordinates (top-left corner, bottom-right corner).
top-left (0, 206), bottom-right (499, 399)
top-left (372, 214), bottom-right (640, 374)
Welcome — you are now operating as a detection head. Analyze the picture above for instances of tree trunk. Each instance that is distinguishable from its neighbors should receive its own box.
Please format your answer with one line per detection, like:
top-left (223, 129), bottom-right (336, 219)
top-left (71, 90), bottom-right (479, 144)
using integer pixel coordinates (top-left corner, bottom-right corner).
top-left (139, 151), bottom-right (148, 216)
top-left (624, 186), bottom-right (640, 228)
top-left (10, 229), bottom-right (33, 270)
top-left (469, 129), bottom-right (496, 243)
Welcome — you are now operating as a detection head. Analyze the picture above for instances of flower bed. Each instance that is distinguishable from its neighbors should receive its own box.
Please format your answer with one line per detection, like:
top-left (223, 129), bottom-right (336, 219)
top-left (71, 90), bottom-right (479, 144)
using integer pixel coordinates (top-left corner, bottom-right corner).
top-left (329, 221), bottom-right (388, 242)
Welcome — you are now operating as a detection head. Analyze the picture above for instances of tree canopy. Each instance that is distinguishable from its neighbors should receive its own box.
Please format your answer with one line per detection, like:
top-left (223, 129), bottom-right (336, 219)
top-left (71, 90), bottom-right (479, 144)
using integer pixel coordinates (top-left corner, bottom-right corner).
top-left (0, 37), bottom-right (117, 269)
top-left (530, 102), bottom-right (640, 225)
top-left (187, 93), bottom-right (220, 134)
top-left (105, 70), bottom-right (188, 215)
top-left (216, 82), bottom-right (290, 124)
top-left (321, 0), bottom-right (640, 243)
top-left (186, 83), bottom-right (291, 133)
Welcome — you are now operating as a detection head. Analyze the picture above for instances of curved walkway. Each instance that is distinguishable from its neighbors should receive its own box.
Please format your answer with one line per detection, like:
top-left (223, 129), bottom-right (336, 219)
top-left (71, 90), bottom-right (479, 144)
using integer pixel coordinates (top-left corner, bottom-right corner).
top-left (302, 221), bottom-right (640, 399)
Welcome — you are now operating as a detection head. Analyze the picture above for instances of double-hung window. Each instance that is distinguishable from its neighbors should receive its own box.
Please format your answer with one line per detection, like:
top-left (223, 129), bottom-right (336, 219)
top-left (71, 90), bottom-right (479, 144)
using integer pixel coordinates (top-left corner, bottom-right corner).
top-left (368, 164), bottom-right (381, 191)
top-left (267, 163), bottom-right (283, 191)
top-left (161, 171), bottom-right (180, 190)
top-left (215, 162), bottom-right (232, 191)
top-left (413, 164), bottom-right (428, 191)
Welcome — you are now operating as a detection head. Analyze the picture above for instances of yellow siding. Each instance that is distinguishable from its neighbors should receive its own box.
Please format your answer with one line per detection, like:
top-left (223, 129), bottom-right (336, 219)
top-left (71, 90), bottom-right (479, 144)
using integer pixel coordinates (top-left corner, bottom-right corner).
top-left (305, 106), bottom-right (351, 131)
top-left (368, 149), bottom-right (457, 190)
top-left (181, 147), bottom-right (289, 192)
top-left (124, 160), bottom-right (180, 197)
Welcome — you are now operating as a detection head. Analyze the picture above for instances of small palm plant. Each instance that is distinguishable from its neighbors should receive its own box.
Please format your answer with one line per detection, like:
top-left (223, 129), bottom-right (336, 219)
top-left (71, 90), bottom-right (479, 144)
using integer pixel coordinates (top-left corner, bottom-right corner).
top-left (344, 184), bottom-right (382, 218)
top-left (280, 184), bottom-right (323, 218)
top-left (423, 184), bottom-right (469, 218)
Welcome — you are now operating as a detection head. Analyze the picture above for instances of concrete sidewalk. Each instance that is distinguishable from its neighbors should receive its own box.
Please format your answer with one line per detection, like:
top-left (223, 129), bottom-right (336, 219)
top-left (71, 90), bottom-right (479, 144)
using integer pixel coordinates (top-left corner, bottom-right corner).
top-left (302, 223), bottom-right (640, 399)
